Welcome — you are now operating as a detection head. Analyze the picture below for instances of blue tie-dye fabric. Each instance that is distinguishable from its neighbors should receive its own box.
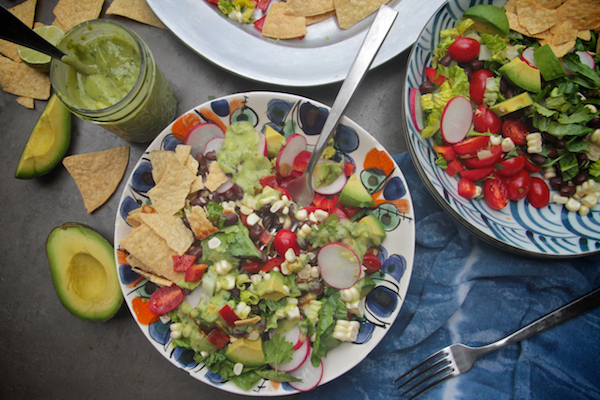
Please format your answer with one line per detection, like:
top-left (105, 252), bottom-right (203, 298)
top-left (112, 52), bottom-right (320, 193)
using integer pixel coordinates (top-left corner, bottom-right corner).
top-left (300, 152), bottom-right (600, 400)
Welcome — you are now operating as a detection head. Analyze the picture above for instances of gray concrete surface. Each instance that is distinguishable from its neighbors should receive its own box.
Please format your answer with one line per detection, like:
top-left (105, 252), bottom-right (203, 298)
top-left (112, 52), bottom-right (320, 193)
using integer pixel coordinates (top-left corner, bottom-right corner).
top-left (0, 1), bottom-right (410, 399)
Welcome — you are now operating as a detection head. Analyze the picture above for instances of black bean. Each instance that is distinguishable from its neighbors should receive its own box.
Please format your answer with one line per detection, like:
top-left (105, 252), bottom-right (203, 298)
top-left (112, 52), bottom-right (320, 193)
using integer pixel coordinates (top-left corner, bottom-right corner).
top-left (223, 212), bottom-right (239, 227)
top-left (232, 327), bottom-right (247, 338)
top-left (439, 54), bottom-right (452, 67)
top-left (232, 184), bottom-right (244, 200)
top-left (272, 217), bottom-right (283, 229)
top-left (587, 117), bottom-right (600, 128)
top-left (211, 193), bottom-right (222, 203)
top-left (195, 152), bottom-right (207, 165)
top-left (573, 171), bottom-right (589, 186)
top-left (542, 132), bottom-right (556, 143)
top-left (182, 215), bottom-right (191, 229)
top-left (547, 148), bottom-right (559, 159)
top-left (308, 280), bottom-right (324, 296)
top-left (191, 196), bottom-right (207, 207)
top-left (577, 153), bottom-right (589, 165)
top-left (419, 80), bottom-right (434, 94)
top-left (249, 224), bottom-right (265, 241)
top-left (470, 59), bottom-right (485, 70)
top-left (259, 204), bottom-right (271, 215)
top-left (205, 150), bottom-right (217, 161)
top-left (225, 189), bottom-right (236, 201)
top-left (187, 245), bottom-right (203, 258)
top-left (560, 185), bottom-right (576, 197)
top-left (499, 79), bottom-right (507, 94)
top-left (555, 139), bottom-right (566, 149)
top-left (549, 177), bottom-right (563, 190)
top-left (530, 154), bottom-right (547, 166)
top-left (262, 214), bottom-right (273, 230)
top-left (198, 164), bottom-right (208, 176)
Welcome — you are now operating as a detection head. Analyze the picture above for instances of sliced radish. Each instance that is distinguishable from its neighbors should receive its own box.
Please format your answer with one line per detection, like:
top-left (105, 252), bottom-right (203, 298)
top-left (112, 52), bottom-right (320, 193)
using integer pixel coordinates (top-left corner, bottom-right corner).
top-left (577, 51), bottom-right (595, 70)
top-left (312, 160), bottom-right (348, 195)
top-left (409, 88), bottom-right (425, 131)
top-left (216, 179), bottom-right (233, 194)
top-left (257, 133), bottom-right (268, 157)
top-left (318, 242), bottom-right (361, 289)
top-left (441, 96), bottom-right (473, 144)
top-left (289, 347), bottom-right (324, 392)
top-left (271, 339), bottom-right (310, 372)
top-left (185, 123), bottom-right (224, 157)
top-left (520, 47), bottom-right (537, 69)
top-left (276, 134), bottom-right (307, 178)
top-left (269, 323), bottom-right (305, 351)
top-left (203, 137), bottom-right (224, 155)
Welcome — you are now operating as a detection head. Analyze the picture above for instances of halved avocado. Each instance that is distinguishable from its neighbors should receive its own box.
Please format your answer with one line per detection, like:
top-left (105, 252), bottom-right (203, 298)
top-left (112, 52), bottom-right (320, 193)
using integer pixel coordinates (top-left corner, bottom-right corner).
top-left (15, 94), bottom-right (71, 179)
top-left (46, 223), bottom-right (123, 322)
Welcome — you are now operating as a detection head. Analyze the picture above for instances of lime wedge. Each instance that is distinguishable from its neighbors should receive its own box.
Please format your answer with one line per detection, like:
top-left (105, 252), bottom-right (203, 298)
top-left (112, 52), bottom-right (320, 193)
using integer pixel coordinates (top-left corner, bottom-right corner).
top-left (17, 25), bottom-right (64, 72)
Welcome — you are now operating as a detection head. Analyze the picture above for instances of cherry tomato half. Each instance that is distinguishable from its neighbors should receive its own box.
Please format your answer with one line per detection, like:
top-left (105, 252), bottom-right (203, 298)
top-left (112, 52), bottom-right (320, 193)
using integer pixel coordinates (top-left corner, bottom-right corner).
top-left (473, 105), bottom-right (502, 134)
top-left (452, 136), bottom-right (490, 156)
top-left (148, 285), bottom-right (184, 315)
top-left (507, 170), bottom-right (531, 201)
top-left (502, 118), bottom-right (529, 146)
top-left (470, 69), bottom-right (495, 105)
top-left (458, 178), bottom-right (478, 200)
top-left (496, 156), bottom-right (526, 177)
top-left (433, 145), bottom-right (457, 161)
top-left (528, 177), bottom-right (550, 208)
top-left (448, 37), bottom-right (480, 63)
top-left (483, 175), bottom-right (509, 210)
top-left (463, 145), bottom-right (503, 169)
top-left (262, 256), bottom-right (285, 273)
top-left (460, 166), bottom-right (494, 182)
top-left (363, 253), bottom-right (383, 274)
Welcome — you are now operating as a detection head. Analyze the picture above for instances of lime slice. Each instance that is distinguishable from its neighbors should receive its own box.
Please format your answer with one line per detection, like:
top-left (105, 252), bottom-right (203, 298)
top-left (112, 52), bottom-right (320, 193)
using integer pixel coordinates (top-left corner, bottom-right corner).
top-left (17, 25), bottom-right (64, 72)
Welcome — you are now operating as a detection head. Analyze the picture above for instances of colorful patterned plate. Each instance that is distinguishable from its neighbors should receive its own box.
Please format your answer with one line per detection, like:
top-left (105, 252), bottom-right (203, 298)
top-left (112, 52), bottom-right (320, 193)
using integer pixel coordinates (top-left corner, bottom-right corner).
top-left (403, 0), bottom-right (600, 258)
top-left (114, 92), bottom-right (415, 395)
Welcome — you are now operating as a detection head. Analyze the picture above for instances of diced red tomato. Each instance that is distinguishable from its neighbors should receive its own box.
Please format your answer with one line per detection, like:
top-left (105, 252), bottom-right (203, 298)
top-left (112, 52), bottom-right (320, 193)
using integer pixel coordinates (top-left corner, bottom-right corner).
top-left (496, 156), bottom-right (526, 177)
top-left (470, 69), bottom-right (495, 105)
top-left (363, 253), bottom-right (382, 274)
top-left (524, 158), bottom-right (542, 173)
top-left (172, 254), bottom-right (197, 272)
top-left (452, 136), bottom-right (490, 156)
top-left (275, 186), bottom-right (292, 200)
top-left (258, 230), bottom-right (273, 246)
top-left (501, 118), bottom-right (529, 146)
top-left (528, 177), bottom-right (550, 208)
top-left (293, 151), bottom-right (311, 172)
top-left (253, 15), bottom-right (266, 31)
top-left (205, 0), bottom-right (219, 4)
top-left (463, 145), bottom-right (503, 169)
top-left (273, 229), bottom-right (300, 257)
top-left (262, 256), bottom-right (285, 272)
top-left (241, 261), bottom-right (263, 274)
top-left (344, 162), bottom-right (356, 176)
top-left (483, 175), bottom-right (509, 210)
top-left (257, 0), bottom-right (271, 10)
top-left (433, 145), bottom-right (457, 161)
top-left (448, 37), bottom-right (480, 63)
top-left (148, 285), bottom-right (184, 315)
top-left (445, 159), bottom-right (465, 177)
top-left (239, 213), bottom-right (248, 226)
top-left (459, 166), bottom-right (494, 182)
top-left (507, 170), bottom-right (531, 201)
top-left (457, 178), bottom-right (478, 200)
top-left (219, 304), bottom-right (241, 327)
top-left (330, 207), bottom-right (350, 222)
top-left (473, 105), bottom-right (502, 134)
top-left (338, 204), bottom-right (360, 218)
top-left (425, 67), bottom-right (446, 86)
top-left (185, 263), bottom-right (208, 282)
top-left (207, 328), bottom-right (230, 350)
top-left (313, 194), bottom-right (338, 211)
top-left (260, 175), bottom-right (278, 188)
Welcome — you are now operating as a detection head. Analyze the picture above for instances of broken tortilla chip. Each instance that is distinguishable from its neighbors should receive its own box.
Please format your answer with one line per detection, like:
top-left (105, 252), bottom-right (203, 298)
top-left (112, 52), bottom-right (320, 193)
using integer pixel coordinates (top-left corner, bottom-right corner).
top-left (516, 0), bottom-right (557, 35)
top-left (204, 161), bottom-right (229, 192)
top-left (62, 146), bottom-right (130, 213)
top-left (334, 0), bottom-right (390, 30)
top-left (262, 3), bottom-right (307, 39)
top-left (17, 97), bottom-right (34, 109)
top-left (185, 206), bottom-right (219, 240)
top-left (285, 0), bottom-right (335, 17)
top-left (306, 10), bottom-right (336, 25)
top-left (106, 0), bottom-right (167, 29)
top-left (0, 0), bottom-right (37, 62)
top-left (0, 56), bottom-right (51, 99)
top-left (148, 160), bottom-right (196, 215)
top-left (139, 212), bottom-right (194, 255)
top-left (53, 0), bottom-right (104, 31)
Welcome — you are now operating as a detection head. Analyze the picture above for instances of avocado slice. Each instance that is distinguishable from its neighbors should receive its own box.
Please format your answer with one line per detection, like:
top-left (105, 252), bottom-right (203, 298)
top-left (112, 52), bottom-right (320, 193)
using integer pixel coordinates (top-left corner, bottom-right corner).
top-left (339, 173), bottom-right (375, 208)
top-left (46, 223), bottom-right (123, 321)
top-left (359, 214), bottom-right (386, 242)
top-left (255, 271), bottom-right (288, 301)
top-left (463, 4), bottom-right (510, 36)
top-left (534, 44), bottom-right (567, 81)
top-left (498, 58), bottom-right (541, 93)
top-left (225, 337), bottom-right (266, 368)
top-left (264, 125), bottom-right (286, 158)
top-left (490, 92), bottom-right (534, 117)
top-left (15, 94), bottom-right (71, 179)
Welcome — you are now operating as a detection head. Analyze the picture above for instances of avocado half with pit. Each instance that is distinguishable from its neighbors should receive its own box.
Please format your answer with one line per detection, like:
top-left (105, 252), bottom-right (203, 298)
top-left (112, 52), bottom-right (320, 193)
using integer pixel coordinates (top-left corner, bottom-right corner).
top-left (46, 223), bottom-right (123, 322)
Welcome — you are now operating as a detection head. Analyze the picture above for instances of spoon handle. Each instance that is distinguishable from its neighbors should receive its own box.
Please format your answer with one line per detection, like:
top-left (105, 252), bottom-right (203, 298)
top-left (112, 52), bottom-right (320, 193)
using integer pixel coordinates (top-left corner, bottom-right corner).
top-left (304, 5), bottom-right (398, 176)
top-left (0, 5), bottom-right (65, 60)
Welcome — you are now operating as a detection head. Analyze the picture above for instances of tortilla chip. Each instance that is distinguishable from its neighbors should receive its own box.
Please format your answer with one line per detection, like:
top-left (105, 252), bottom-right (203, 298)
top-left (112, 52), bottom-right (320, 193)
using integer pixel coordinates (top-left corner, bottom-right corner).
top-left (175, 144), bottom-right (191, 165)
top-left (185, 155), bottom-right (200, 176)
top-left (577, 30), bottom-right (592, 41)
top-left (556, 0), bottom-right (600, 31)
top-left (262, 3), bottom-right (307, 39)
top-left (285, 0), bottom-right (335, 17)
top-left (538, 0), bottom-right (567, 8)
top-left (148, 160), bottom-right (196, 215)
top-left (17, 97), bottom-right (34, 109)
top-left (307, 10), bottom-right (336, 25)
top-left (0, 0), bottom-right (37, 62)
top-left (552, 20), bottom-right (577, 45)
top-left (139, 213), bottom-right (194, 255)
top-left (334, 0), bottom-right (390, 30)
top-left (53, 0), bottom-right (104, 31)
top-left (130, 263), bottom-right (173, 287)
top-left (62, 146), bottom-right (130, 213)
top-left (0, 56), bottom-right (50, 99)
top-left (504, 0), bottom-right (518, 14)
top-left (106, 0), bottom-right (167, 29)
top-left (506, 11), bottom-right (530, 36)
top-left (52, 17), bottom-right (68, 32)
top-left (549, 39), bottom-right (576, 58)
top-left (516, 0), bottom-right (557, 35)
top-left (185, 206), bottom-right (219, 240)
top-left (121, 224), bottom-right (185, 284)
top-left (189, 176), bottom-right (205, 196)
top-left (204, 161), bottom-right (229, 192)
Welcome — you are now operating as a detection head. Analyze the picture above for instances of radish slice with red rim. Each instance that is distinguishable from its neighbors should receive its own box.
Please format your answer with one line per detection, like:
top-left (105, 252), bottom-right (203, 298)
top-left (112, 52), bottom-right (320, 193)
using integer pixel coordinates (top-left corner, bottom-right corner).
top-left (577, 51), bottom-right (595, 70)
top-left (271, 339), bottom-right (309, 373)
top-left (318, 242), bottom-right (361, 289)
top-left (203, 137), bottom-right (224, 155)
top-left (289, 347), bottom-right (324, 392)
top-left (520, 48), bottom-right (537, 69)
top-left (257, 133), bottom-right (268, 156)
top-left (216, 179), bottom-right (233, 194)
top-left (409, 88), bottom-right (425, 131)
top-left (441, 96), bottom-right (473, 144)
top-left (312, 160), bottom-right (348, 195)
top-left (185, 123), bottom-right (224, 157)
top-left (269, 323), bottom-right (305, 350)
top-left (276, 134), bottom-right (307, 178)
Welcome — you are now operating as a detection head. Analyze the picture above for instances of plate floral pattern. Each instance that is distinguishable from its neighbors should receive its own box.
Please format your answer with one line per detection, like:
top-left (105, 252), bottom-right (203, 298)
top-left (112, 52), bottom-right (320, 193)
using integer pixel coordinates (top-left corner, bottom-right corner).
top-left (403, 0), bottom-right (600, 258)
top-left (114, 92), bottom-right (415, 395)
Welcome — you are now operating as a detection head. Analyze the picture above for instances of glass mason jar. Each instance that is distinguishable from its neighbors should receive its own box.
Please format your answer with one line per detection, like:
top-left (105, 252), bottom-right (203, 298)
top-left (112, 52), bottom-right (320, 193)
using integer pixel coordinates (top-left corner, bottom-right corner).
top-left (50, 20), bottom-right (177, 143)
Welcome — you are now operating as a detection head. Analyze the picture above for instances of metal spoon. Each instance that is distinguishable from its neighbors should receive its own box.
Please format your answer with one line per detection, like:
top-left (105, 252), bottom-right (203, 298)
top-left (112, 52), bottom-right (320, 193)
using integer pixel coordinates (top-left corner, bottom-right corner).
top-left (285, 5), bottom-right (398, 207)
top-left (0, 5), bottom-right (95, 75)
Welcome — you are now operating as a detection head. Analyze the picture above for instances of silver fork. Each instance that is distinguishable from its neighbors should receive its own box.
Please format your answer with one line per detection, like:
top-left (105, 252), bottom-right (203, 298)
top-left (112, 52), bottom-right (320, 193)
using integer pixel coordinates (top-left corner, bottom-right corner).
top-left (395, 286), bottom-right (600, 399)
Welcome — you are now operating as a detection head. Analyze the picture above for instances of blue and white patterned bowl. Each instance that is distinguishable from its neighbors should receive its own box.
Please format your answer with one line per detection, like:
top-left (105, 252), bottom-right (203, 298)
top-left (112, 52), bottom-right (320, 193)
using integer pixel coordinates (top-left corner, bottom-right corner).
top-left (114, 92), bottom-right (416, 395)
top-left (403, 0), bottom-right (600, 258)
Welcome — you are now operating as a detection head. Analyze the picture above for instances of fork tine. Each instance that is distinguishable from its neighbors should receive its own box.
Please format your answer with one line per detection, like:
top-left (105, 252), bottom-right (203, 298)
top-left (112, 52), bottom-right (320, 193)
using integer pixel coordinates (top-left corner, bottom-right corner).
top-left (396, 355), bottom-right (451, 391)
top-left (394, 348), bottom-right (446, 386)
top-left (400, 368), bottom-right (455, 400)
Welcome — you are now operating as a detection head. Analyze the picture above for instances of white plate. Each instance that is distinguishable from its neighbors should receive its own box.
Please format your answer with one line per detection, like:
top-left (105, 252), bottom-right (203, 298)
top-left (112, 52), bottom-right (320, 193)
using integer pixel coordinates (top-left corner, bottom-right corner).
top-left (403, 0), bottom-right (600, 258)
top-left (146, 0), bottom-right (445, 86)
top-left (114, 92), bottom-right (416, 395)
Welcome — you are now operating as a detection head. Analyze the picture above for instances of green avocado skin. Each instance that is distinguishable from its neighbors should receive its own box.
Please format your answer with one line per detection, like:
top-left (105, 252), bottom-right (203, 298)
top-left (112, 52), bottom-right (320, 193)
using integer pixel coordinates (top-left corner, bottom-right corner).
top-left (534, 44), bottom-right (567, 81)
